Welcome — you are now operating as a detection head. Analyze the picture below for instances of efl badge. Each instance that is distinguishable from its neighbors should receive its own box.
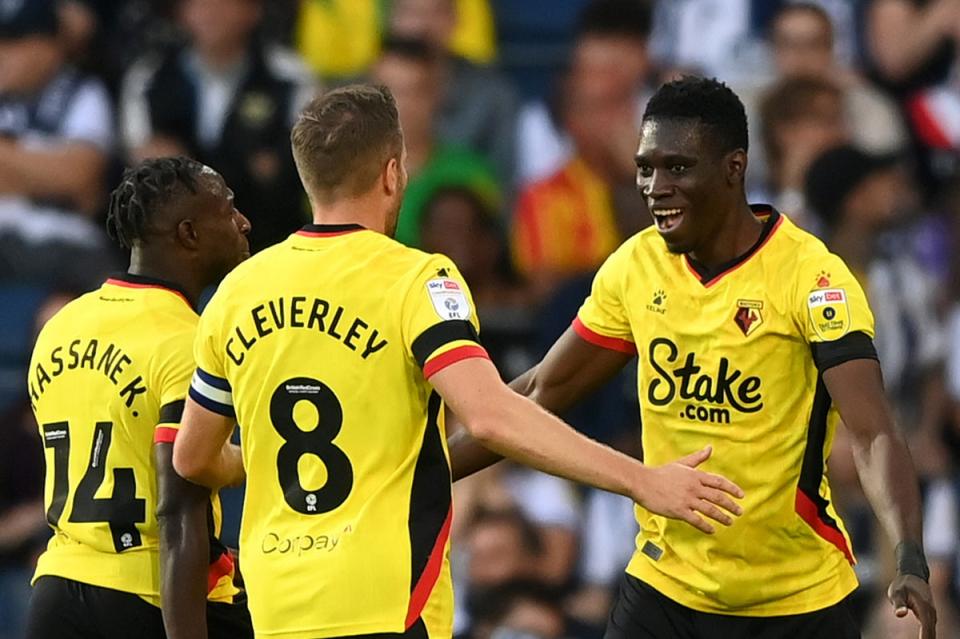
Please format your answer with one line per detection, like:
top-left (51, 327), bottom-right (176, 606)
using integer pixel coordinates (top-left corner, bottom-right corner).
top-left (734, 299), bottom-right (763, 336)
top-left (807, 288), bottom-right (849, 340)
top-left (426, 278), bottom-right (471, 320)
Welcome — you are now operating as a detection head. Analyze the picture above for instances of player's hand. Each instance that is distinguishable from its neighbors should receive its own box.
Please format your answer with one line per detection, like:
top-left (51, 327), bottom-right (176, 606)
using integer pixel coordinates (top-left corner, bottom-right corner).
top-left (888, 574), bottom-right (936, 639)
top-left (634, 446), bottom-right (744, 534)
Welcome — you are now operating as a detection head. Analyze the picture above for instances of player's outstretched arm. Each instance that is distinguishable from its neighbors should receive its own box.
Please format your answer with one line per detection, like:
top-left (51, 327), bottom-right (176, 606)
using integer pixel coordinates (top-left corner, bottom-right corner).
top-left (824, 357), bottom-right (936, 639)
top-left (155, 442), bottom-right (210, 639)
top-left (433, 356), bottom-right (744, 534)
top-left (173, 397), bottom-right (245, 489)
top-left (449, 326), bottom-right (633, 481)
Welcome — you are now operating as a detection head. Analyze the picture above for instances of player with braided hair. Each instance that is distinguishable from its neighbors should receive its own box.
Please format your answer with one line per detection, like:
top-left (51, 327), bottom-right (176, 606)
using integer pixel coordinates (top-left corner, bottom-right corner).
top-left (26, 156), bottom-right (253, 639)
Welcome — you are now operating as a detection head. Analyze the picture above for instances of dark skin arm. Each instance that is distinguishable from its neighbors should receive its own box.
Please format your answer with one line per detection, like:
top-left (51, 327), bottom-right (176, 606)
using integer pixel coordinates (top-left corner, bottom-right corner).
top-left (155, 442), bottom-right (210, 639)
top-left (823, 358), bottom-right (936, 639)
top-left (449, 327), bottom-right (634, 481)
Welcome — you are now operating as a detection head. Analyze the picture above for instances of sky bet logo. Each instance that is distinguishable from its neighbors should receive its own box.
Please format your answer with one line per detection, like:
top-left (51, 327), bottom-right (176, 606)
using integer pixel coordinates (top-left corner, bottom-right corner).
top-left (647, 337), bottom-right (762, 424)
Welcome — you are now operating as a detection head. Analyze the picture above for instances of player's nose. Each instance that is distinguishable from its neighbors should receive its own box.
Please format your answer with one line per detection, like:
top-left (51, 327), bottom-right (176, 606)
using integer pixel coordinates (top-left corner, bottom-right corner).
top-left (236, 210), bottom-right (252, 235)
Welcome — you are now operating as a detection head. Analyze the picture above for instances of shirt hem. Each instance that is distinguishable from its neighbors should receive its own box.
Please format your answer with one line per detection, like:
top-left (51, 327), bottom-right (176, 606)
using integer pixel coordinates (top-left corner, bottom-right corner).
top-left (625, 558), bottom-right (859, 617)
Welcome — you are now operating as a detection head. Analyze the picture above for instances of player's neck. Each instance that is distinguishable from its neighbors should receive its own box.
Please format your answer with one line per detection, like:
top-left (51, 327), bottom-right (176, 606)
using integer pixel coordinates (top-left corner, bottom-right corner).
top-left (687, 203), bottom-right (764, 270)
top-left (127, 252), bottom-right (203, 308)
top-left (310, 193), bottom-right (390, 235)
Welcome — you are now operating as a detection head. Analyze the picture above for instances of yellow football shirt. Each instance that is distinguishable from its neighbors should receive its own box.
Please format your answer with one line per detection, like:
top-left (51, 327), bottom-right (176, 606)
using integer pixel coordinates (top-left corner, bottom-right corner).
top-left (190, 224), bottom-right (489, 639)
top-left (576, 207), bottom-right (875, 616)
top-left (28, 274), bottom-right (239, 605)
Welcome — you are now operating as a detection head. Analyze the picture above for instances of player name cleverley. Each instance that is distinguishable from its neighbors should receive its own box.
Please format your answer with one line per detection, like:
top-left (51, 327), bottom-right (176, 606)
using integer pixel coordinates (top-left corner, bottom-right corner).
top-left (226, 296), bottom-right (388, 366)
top-left (29, 339), bottom-right (147, 408)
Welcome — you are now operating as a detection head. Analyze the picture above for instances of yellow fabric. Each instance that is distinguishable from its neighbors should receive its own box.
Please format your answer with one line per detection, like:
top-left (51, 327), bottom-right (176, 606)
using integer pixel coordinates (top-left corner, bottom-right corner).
top-left (450, 0), bottom-right (497, 64)
top-left (193, 228), bottom-right (482, 638)
top-left (296, 0), bottom-right (381, 78)
top-left (512, 157), bottom-right (621, 278)
top-left (578, 212), bottom-right (874, 615)
top-left (296, 0), bottom-right (497, 78)
top-left (28, 280), bottom-right (237, 606)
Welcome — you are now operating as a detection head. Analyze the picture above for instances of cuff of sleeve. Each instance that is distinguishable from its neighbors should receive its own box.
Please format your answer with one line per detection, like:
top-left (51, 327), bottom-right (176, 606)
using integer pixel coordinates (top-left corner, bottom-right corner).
top-left (154, 426), bottom-right (178, 444)
top-left (572, 317), bottom-right (637, 355)
top-left (423, 344), bottom-right (490, 379)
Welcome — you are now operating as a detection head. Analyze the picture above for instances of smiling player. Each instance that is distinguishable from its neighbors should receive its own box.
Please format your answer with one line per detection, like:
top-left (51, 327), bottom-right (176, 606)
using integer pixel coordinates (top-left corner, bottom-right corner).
top-left (450, 76), bottom-right (936, 639)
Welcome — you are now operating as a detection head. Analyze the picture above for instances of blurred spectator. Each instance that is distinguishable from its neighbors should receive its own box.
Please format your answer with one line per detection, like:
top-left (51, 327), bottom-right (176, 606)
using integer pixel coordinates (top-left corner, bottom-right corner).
top-left (808, 144), bottom-right (958, 638)
top-left (121, 0), bottom-right (316, 252)
top-left (452, 464), bottom-right (580, 637)
top-left (419, 186), bottom-right (534, 377)
top-left (0, 290), bottom-right (74, 639)
top-left (295, 0), bottom-right (380, 79)
top-left (516, 0), bottom-right (653, 186)
top-left (759, 76), bottom-right (849, 226)
top-left (805, 145), bottom-right (950, 461)
top-left (650, 0), bottom-right (863, 83)
top-left (389, 0), bottom-right (498, 66)
top-left (388, 0), bottom-right (519, 190)
top-left (0, 0), bottom-right (117, 288)
top-left (295, 0), bottom-right (496, 80)
top-left (0, 397), bottom-right (45, 639)
top-left (372, 36), bottom-right (500, 248)
top-left (866, 0), bottom-right (960, 193)
top-left (743, 2), bottom-right (907, 194)
top-left (471, 582), bottom-right (567, 639)
top-left (866, 0), bottom-right (959, 90)
top-left (565, 488), bottom-right (636, 635)
top-left (770, 1), bottom-right (904, 153)
top-left (420, 186), bottom-right (523, 309)
top-left (511, 47), bottom-right (647, 301)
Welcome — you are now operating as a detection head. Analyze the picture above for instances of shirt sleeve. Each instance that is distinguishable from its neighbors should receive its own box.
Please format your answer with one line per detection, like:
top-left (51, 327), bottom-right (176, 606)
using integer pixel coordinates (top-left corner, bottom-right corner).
top-left (401, 255), bottom-right (490, 379)
top-left (796, 252), bottom-right (877, 370)
top-left (152, 330), bottom-right (195, 444)
top-left (62, 79), bottom-right (115, 152)
top-left (189, 293), bottom-right (235, 419)
top-left (573, 246), bottom-right (636, 354)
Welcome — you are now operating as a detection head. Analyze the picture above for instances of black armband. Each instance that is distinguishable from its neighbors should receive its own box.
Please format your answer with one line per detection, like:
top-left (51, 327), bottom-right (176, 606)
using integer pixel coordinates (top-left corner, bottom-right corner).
top-left (895, 541), bottom-right (930, 582)
top-left (810, 331), bottom-right (878, 372)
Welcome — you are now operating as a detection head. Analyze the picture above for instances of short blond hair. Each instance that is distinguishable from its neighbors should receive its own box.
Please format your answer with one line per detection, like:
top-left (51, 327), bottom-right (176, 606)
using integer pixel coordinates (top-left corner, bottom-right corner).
top-left (291, 84), bottom-right (403, 205)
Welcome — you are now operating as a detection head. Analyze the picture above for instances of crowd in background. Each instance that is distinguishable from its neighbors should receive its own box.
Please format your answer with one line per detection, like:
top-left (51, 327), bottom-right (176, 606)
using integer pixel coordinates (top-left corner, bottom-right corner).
top-left (1, 0), bottom-right (960, 638)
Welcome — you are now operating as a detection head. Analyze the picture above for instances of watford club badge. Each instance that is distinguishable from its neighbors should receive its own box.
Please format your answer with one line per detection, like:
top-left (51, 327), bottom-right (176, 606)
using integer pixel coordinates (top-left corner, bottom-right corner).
top-left (734, 299), bottom-right (763, 336)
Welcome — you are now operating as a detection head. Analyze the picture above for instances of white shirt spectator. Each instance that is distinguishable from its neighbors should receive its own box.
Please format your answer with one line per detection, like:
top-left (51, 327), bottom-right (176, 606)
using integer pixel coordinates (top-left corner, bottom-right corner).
top-left (0, 70), bottom-right (113, 245)
top-left (579, 489), bottom-right (637, 586)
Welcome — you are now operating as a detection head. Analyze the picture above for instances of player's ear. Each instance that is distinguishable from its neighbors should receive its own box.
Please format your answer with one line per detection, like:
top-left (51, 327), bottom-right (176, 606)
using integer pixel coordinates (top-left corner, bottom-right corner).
top-left (725, 149), bottom-right (747, 185)
top-left (383, 156), bottom-right (402, 197)
top-left (176, 219), bottom-right (201, 250)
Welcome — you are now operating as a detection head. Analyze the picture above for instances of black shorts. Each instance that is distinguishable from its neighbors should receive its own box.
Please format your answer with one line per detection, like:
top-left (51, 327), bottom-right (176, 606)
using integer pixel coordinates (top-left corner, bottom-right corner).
top-left (604, 573), bottom-right (861, 639)
top-left (25, 575), bottom-right (253, 639)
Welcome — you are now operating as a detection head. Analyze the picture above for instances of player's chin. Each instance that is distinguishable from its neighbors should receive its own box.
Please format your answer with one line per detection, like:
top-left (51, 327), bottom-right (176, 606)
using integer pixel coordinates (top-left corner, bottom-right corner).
top-left (661, 234), bottom-right (694, 255)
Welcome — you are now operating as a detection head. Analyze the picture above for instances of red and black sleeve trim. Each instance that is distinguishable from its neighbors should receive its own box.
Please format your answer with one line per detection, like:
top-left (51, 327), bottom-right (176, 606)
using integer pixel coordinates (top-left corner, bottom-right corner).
top-left (411, 320), bottom-right (481, 368)
top-left (810, 331), bottom-right (878, 372)
top-left (795, 376), bottom-right (854, 564)
top-left (405, 392), bottom-right (452, 629)
top-left (154, 400), bottom-right (186, 443)
top-left (571, 317), bottom-right (637, 355)
top-left (158, 399), bottom-right (185, 424)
